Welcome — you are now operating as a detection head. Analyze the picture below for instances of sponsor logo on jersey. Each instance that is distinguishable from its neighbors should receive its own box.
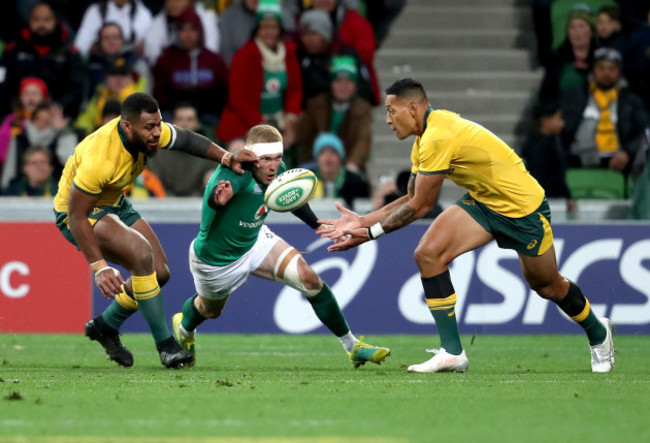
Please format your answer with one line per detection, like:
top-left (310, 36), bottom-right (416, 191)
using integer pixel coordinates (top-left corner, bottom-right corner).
top-left (239, 219), bottom-right (265, 228)
top-left (253, 184), bottom-right (263, 194)
top-left (254, 204), bottom-right (269, 220)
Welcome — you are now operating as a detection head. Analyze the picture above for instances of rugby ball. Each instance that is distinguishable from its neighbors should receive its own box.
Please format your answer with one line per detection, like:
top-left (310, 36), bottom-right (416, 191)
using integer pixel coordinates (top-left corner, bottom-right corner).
top-left (264, 168), bottom-right (318, 212)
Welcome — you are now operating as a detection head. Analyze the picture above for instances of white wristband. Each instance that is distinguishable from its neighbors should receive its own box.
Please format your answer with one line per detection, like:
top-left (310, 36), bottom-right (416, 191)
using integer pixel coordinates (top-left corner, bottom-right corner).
top-left (94, 266), bottom-right (116, 277)
top-left (367, 222), bottom-right (385, 240)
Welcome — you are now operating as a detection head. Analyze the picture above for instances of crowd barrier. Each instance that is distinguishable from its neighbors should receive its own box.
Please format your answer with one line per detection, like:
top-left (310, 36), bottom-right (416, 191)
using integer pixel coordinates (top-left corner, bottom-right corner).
top-left (2, 216), bottom-right (649, 335)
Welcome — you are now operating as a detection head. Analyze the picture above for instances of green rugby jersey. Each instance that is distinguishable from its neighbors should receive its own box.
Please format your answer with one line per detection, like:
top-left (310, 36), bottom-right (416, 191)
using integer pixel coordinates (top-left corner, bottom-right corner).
top-left (193, 163), bottom-right (287, 266)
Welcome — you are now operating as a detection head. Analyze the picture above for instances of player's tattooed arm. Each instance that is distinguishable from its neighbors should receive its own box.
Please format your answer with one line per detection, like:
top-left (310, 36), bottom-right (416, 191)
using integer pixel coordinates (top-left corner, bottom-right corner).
top-left (382, 204), bottom-right (418, 234)
top-left (407, 173), bottom-right (416, 197)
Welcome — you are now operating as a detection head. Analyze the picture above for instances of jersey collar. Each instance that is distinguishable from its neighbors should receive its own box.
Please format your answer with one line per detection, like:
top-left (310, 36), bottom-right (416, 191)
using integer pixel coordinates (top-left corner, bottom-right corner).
top-left (422, 107), bottom-right (434, 133)
top-left (117, 120), bottom-right (141, 161)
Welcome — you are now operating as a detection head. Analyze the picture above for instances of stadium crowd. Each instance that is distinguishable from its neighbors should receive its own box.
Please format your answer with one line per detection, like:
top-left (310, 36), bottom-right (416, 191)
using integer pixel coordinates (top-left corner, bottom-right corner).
top-left (1, 0), bottom-right (649, 218)
top-left (0, 0), bottom-right (405, 208)
top-left (529, 0), bottom-right (650, 217)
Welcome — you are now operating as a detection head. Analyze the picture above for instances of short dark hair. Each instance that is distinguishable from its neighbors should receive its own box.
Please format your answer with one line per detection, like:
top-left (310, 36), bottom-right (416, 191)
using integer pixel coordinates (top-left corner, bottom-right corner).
top-left (385, 78), bottom-right (428, 102)
top-left (598, 5), bottom-right (621, 22)
top-left (121, 93), bottom-right (159, 122)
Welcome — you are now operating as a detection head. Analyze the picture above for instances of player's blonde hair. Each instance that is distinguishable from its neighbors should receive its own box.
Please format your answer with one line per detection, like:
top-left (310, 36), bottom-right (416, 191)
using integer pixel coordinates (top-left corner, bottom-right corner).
top-left (246, 124), bottom-right (283, 145)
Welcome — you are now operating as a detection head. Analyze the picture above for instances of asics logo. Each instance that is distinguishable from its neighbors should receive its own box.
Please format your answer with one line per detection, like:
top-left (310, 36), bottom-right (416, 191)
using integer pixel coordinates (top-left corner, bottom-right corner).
top-left (527, 240), bottom-right (538, 249)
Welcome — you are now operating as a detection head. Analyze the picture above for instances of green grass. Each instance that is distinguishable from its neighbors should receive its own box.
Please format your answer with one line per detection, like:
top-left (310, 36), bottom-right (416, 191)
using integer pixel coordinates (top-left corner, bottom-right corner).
top-left (1, 334), bottom-right (649, 442)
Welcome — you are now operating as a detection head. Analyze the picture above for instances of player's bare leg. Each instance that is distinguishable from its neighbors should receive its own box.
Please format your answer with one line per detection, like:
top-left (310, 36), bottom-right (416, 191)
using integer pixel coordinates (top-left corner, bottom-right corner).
top-left (173, 295), bottom-right (229, 366)
top-left (519, 247), bottom-right (614, 372)
top-left (408, 205), bottom-right (493, 373)
top-left (93, 215), bottom-right (193, 368)
top-left (254, 240), bottom-right (390, 368)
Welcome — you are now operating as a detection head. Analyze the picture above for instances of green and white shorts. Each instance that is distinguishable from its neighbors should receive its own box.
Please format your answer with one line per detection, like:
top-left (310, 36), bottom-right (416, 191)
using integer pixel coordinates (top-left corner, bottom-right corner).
top-left (189, 225), bottom-right (281, 300)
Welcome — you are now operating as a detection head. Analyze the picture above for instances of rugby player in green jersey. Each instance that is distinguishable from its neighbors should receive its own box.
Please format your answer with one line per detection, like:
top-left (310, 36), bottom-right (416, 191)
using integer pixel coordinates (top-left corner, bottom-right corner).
top-left (54, 93), bottom-right (258, 368)
top-left (172, 124), bottom-right (390, 368)
top-left (319, 78), bottom-right (615, 373)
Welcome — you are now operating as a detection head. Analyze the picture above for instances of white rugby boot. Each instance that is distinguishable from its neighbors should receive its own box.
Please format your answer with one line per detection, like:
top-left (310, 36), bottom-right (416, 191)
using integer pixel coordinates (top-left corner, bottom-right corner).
top-left (590, 317), bottom-right (615, 373)
top-left (407, 348), bottom-right (468, 373)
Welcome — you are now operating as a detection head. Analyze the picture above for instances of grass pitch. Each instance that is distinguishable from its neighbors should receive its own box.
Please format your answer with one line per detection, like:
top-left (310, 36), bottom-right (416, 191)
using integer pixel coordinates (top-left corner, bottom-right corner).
top-left (1, 333), bottom-right (649, 442)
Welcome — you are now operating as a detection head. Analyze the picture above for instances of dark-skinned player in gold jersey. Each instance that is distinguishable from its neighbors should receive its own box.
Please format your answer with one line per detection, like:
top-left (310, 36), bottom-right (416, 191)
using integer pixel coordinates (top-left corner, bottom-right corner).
top-left (54, 92), bottom-right (258, 368)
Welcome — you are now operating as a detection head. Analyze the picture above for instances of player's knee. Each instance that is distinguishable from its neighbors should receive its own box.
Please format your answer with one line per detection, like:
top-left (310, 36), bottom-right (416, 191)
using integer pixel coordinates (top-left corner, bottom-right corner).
top-left (279, 253), bottom-right (321, 296)
top-left (530, 279), bottom-right (562, 301)
top-left (414, 243), bottom-right (446, 269)
top-left (129, 240), bottom-right (154, 272)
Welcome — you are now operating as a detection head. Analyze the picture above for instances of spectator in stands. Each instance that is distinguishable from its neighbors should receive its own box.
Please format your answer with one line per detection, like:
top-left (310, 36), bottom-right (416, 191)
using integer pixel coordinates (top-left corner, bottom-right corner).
top-left (152, 7), bottom-right (228, 124)
top-left (296, 9), bottom-right (374, 106)
top-left (521, 103), bottom-right (575, 212)
top-left (1, 102), bottom-right (77, 191)
top-left (217, 0), bottom-right (302, 146)
top-left (310, 0), bottom-right (380, 104)
top-left (86, 22), bottom-right (152, 101)
top-left (539, 6), bottom-right (596, 103)
top-left (0, 2), bottom-right (84, 119)
top-left (0, 77), bottom-right (49, 173)
top-left (532, 0), bottom-right (553, 68)
top-left (219, 0), bottom-right (296, 66)
top-left (295, 55), bottom-right (372, 171)
top-left (631, 128), bottom-right (650, 219)
top-left (305, 132), bottom-right (369, 209)
top-left (124, 168), bottom-right (167, 198)
top-left (74, 0), bottom-right (153, 58)
top-left (148, 103), bottom-right (216, 196)
top-left (2, 146), bottom-right (59, 197)
top-left (561, 47), bottom-right (650, 174)
top-left (363, 0), bottom-right (406, 48)
top-left (625, 6), bottom-right (650, 109)
top-left (75, 57), bottom-right (145, 136)
top-left (143, 0), bottom-right (220, 65)
top-left (596, 5), bottom-right (626, 54)
top-left (100, 99), bottom-right (122, 125)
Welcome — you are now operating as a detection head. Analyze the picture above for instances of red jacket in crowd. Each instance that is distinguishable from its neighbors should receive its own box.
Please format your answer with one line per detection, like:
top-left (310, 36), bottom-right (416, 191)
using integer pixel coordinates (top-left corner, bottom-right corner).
top-left (217, 39), bottom-right (302, 143)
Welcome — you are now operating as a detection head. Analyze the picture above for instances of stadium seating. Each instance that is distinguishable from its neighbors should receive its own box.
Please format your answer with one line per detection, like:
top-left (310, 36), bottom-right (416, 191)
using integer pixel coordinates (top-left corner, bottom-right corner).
top-left (566, 167), bottom-right (628, 199)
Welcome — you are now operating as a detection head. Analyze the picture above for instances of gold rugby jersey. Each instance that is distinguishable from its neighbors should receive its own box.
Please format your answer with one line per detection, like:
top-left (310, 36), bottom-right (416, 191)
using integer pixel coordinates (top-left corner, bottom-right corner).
top-left (54, 117), bottom-right (175, 212)
top-left (411, 109), bottom-right (544, 217)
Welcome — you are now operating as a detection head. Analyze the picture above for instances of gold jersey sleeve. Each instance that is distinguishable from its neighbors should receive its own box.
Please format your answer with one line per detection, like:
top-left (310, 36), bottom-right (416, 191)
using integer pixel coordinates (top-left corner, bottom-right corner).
top-left (54, 119), bottom-right (174, 212)
top-left (411, 110), bottom-right (545, 217)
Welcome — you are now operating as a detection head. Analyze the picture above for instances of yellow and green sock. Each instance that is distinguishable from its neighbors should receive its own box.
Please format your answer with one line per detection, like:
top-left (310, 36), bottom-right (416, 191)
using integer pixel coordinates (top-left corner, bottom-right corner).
top-left (556, 281), bottom-right (606, 345)
top-left (132, 272), bottom-right (171, 343)
top-left (422, 270), bottom-right (463, 355)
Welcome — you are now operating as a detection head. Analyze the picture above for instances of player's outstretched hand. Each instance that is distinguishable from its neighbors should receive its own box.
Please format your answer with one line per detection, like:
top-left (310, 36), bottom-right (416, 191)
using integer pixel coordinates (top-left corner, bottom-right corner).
top-left (317, 202), bottom-right (361, 240)
top-left (214, 180), bottom-right (233, 206)
top-left (95, 267), bottom-right (125, 299)
top-left (230, 149), bottom-right (259, 174)
top-left (327, 227), bottom-right (369, 251)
